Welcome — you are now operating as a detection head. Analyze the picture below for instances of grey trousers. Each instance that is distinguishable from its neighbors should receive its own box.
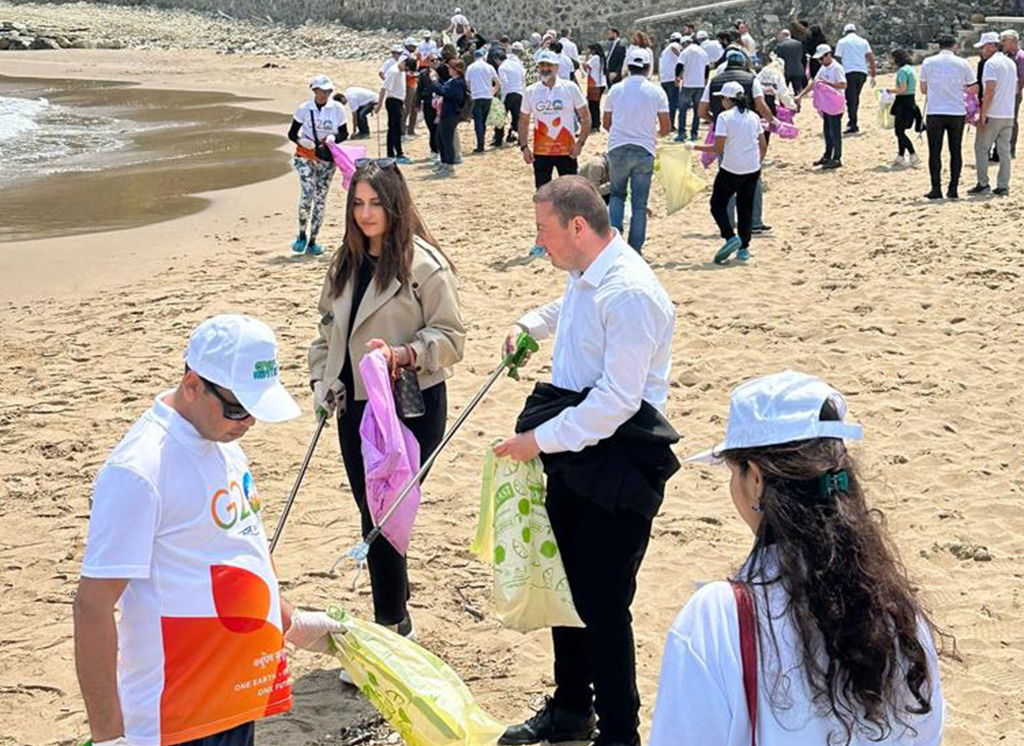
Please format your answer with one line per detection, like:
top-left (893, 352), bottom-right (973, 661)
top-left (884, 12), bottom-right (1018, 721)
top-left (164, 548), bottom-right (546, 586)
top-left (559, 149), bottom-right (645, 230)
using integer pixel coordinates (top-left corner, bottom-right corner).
top-left (975, 117), bottom-right (1014, 189)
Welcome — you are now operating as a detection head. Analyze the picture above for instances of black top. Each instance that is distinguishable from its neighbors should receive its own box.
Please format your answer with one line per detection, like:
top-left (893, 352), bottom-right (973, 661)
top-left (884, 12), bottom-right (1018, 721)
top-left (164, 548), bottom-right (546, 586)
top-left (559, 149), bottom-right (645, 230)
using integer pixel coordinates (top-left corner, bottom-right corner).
top-left (340, 255), bottom-right (378, 397)
top-left (776, 38), bottom-right (808, 78)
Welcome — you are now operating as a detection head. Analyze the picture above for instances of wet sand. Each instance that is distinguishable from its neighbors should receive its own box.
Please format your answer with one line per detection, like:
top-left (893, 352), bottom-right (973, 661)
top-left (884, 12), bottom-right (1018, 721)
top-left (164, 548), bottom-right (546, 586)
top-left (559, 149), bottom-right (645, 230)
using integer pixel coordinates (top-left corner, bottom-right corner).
top-left (0, 75), bottom-right (290, 241)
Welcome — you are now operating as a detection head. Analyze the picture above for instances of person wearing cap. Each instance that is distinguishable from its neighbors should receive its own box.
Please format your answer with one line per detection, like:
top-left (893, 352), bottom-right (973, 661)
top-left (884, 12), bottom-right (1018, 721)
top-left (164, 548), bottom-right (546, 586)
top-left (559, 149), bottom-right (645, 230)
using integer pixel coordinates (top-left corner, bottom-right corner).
top-left (466, 48), bottom-right (500, 152)
top-left (775, 28), bottom-right (808, 96)
top-left (606, 27), bottom-right (626, 85)
top-left (604, 48), bottom-right (671, 252)
top-left (309, 161), bottom-right (465, 663)
top-left (797, 45), bottom-right (847, 169)
top-left (288, 75), bottom-right (347, 256)
top-left (380, 44), bottom-right (403, 80)
top-left (676, 34), bottom-right (710, 141)
top-left (919, 34), bottom-right (976, 199)
top-left (341, 85), bottom-right (378, 139)
top-left (833, 23), bottom-right (875, 133)
top-left (499, 43), bottom-right (528, 144)
top-left (74, 315), bottom-right (341, 746)
top-left (448, 7), bottom-right (470, 46)
top-left (402, 38), bottom-right (421, 137)
top-left (376, 54), bottom-right (413, 165)
top-left (494, 175), bottom-right (677, 746)
top-left (416, 53), bottom-right (442, 162)
top-left (999, 29), bottom-right (1024, 159)
top-left (648, 370), bottom-right (946, 746)
top-left (969, 31), bottom-right (1017, 196)
top-left (693, 80), bottom-right (766, 264)
top-left (519, 50), bottom-right (591, 189)
top-left (585, 42), bottom-right (608, 132)
top-left (659, 35), bottom-right (682, 132)
top-left (699, 29), bottom-right (724, 71)
top-left (417, 30), bottom-right (438, 67)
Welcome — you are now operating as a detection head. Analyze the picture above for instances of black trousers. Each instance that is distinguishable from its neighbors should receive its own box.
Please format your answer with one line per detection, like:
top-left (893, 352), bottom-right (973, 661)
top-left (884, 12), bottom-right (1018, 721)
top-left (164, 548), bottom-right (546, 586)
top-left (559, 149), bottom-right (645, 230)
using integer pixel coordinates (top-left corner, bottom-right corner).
top-left (501, 92), bottom-right (523, 141)
top-left (926, 114), bottom-right (966, 192)
top-left (471, 98), bottom-right (492, 151)
top-left (533, 154), bottom-right (578, 189)
top-left (355, 103), bottom-right (374, 137)
top-left (546, 472), bottom-right (653, 744)
top-left (422, 101), bottom-right (439, 154)
top-left (587, 91), bottom-right (603, 132)
top-left (385, 97), bottom-right (404, 157)
top-left (711, 168), bottom-right (760, 249)
top-left (823, 113), bottom-right (843, 161)
top-left (845, 71), bottom-right (867, 130)
top-left (179, 722), bottom-right (254, 746)
top-left (336, 122), bottom-right (350, 144)
top-left (439, 114), bottom-right (459, 165)
top-left (893, 95), bottom-right (916, 157)
top-left (337, 382), bottom-right (447, 625)
top-left (786, 73), bottom-right (808, 95)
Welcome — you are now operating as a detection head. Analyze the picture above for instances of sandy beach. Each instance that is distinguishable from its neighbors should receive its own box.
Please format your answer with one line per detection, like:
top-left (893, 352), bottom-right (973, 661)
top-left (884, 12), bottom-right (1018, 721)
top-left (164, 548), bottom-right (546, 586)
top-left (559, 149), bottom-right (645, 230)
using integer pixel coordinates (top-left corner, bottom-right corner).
top-left (1, 11), bottom-right (1023, 746)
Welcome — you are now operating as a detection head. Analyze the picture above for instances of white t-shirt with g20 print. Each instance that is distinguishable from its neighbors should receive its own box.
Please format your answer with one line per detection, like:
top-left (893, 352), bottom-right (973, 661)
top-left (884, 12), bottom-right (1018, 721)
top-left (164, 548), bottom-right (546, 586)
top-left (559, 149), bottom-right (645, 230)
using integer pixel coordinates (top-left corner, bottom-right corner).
top-left (81, 394), bottom-right (290, 746)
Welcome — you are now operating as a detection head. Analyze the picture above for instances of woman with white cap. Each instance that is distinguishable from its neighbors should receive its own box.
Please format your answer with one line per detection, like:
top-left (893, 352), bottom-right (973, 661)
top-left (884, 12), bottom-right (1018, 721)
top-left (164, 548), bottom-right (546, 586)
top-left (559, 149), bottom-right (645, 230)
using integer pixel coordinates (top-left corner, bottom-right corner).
top-left (693, 80), bottom-right (766, 264)
top-left (649, 370), bottom-right (948, 746)
top-left (797, 44), bottom-right (847, 169)
top-left (287, 75), bottom-right (347, 255)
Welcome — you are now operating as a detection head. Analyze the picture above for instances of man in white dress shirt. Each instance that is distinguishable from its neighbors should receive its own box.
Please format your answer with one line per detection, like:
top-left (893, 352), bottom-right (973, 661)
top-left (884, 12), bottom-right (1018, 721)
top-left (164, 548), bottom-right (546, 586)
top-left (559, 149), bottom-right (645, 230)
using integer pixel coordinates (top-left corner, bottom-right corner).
top-left (833, 23), bottom-right (876, 133)
top-left (495, 176), bottom-right (677, 746)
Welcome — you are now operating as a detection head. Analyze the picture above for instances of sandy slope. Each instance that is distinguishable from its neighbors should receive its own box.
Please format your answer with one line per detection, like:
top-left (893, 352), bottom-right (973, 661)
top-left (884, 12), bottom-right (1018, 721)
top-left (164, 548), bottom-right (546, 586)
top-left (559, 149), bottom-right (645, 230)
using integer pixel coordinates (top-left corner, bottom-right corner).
top-left (1, 45), bottom-right (1023, 746)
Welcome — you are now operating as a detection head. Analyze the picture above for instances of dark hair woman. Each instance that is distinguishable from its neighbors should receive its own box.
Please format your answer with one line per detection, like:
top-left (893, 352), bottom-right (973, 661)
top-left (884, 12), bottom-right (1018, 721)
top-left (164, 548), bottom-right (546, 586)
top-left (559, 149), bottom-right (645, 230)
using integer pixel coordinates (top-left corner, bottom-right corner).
top-left (586, 42), bottom-right (608, 132)
top-left (649, 371), bottom-right (949, 746)
top-left (806, 25), bottom-right (828, 79)
top-left (308, 161), bottom-right (465, 676)
top-left (888, 48), bottom-right (922, 167)
top-left (430, 58), bottom-right (467, 176)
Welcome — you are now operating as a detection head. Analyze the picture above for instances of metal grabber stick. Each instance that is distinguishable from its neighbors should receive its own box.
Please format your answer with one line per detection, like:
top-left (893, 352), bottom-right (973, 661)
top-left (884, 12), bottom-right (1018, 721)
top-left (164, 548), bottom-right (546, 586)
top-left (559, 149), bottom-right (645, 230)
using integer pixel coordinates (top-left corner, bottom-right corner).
top-left (331, 332), bottom-right (539, 573)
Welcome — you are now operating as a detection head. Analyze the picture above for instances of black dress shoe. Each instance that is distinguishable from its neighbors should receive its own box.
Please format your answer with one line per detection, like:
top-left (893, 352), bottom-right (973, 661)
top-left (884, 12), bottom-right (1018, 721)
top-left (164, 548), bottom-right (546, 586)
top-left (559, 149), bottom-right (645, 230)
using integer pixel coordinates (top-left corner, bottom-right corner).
top-left (967, 184), bottom-right (990, 196)
top-left (499, 699), bottom-right (597, 745)
top-left (994, 187), bottom-right (1010, 196)
top-left (924, 190), bottom-right (943, 200)
top-left (946, 188), bottom-right (959, 199)
top-left (822, 159), bottom-right (842, 169)
top-left (813, 156), bottom-right (829, 166)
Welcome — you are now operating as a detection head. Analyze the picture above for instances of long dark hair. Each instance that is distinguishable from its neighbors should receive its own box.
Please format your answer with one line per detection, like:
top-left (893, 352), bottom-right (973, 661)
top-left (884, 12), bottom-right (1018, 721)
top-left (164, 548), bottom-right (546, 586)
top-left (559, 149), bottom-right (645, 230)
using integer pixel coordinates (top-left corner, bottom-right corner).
top-left (328, 163), bottom-right (450, 298)
top-left (587, 42), bottom-right (607, 79)
top-left (731, 90), bottom-right (749, 113)
top-left (723, 400), bottom-right (953, 744)
top-left (892, 48), bottom-right (912, 68)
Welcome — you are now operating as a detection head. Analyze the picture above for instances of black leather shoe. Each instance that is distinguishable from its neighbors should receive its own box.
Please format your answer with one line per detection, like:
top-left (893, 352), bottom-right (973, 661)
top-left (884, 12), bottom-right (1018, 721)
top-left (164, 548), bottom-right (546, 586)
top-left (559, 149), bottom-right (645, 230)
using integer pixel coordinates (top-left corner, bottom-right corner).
top-left (813, 156), bottom-right (829, 166)
top-left (946, 188), bottom-right (959, 200)
top-left (967, 184), bottom-right (990, 196)
top-left (994, 187), bottom-right (1010, 196)
top-left (924, 190), bottom-right (943, 200)
top-left (499, 699), bottom-right (597, 745)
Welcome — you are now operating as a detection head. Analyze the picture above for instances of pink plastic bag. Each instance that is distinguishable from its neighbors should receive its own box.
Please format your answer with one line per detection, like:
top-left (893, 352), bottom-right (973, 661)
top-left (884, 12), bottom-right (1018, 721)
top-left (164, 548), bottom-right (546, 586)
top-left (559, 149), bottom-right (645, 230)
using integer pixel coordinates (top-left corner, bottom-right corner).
top-left (327, 141), bottom-right (367, 191)
top-left (965, 89), bottom-right (980, 126)
top-left (775, 105), bottom-right (795, 124)
top-left (813, 82), bottom-right (846, 116)
top-left (769, 120), bottom-right (799, 139)
top-left (358, 349), bottom-right (422, 555)
top-left (700, 126), bottom-right (717, 169)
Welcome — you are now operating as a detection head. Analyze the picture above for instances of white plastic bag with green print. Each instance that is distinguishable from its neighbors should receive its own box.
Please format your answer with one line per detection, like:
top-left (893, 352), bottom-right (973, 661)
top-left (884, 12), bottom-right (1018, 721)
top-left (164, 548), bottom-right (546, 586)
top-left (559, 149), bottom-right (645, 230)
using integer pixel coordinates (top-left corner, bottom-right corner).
top-left (471, 446), bottom-right (583, 632)
top-left (326, 606), bottom-right (505, 746)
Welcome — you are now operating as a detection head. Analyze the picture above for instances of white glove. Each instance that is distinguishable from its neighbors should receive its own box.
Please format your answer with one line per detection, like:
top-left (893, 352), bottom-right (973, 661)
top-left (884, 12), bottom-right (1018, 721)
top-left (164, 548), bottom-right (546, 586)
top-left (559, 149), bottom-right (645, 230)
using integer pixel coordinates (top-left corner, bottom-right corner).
top-left (95, 738), bottom-right (131, 746)
top-left (312, 379), bottom-right (345, 419)
top-left (285, 610), bottom-right (343, 654)
top-left (298, 136), bottom-right (316, 149)
top-left (870, 76), bottom-right (877, 88)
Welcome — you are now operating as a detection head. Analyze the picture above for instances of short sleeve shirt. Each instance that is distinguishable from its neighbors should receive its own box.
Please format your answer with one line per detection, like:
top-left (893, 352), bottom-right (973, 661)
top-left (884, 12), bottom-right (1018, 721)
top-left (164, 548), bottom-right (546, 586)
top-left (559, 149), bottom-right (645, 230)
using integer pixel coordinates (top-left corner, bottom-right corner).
top-left (679, 44), bottom-right (711, 88)
top-left (81, 394), bottom-right (289, 746)
top-left (919, 51), bottom-right (976, 116)
top-left (382, 64), bottom-right (406, 100)
top-left (815, 61), bottom-right (847, 87)
top-left (605, 75), bottom-right (670, 155)
top-left (523, 79), bottom-right (587, 156)
top-left (587, 54), bottom-right (607, 89)
top-left (293, 99), bottom-right (347, 159)
top-left (834, 33), bottom-right (872, 74)
top-left (983, 52), bottom-right (1019, 119)
top-left (717, 107), bottom-right (763, 175)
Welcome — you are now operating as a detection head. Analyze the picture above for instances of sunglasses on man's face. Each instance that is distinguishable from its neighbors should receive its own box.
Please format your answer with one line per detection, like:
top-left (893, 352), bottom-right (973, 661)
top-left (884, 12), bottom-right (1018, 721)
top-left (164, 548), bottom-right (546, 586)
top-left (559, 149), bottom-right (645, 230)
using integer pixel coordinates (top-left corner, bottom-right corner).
top-left (200, 377), bottom-right (252, 421)
top-left (355, 157), bottom-right (398, 170)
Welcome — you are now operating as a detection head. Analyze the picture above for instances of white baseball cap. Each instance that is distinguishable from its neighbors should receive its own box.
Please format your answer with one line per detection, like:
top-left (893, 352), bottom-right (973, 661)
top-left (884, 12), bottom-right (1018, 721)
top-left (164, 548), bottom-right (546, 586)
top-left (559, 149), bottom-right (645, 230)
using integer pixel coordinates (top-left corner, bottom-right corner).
top-left (390, 43), bottom-right (403, 53)
top-left (511, 41), bottom-right (524, 52)
top-left (309, 74), bottom-right (334, 90)
top-left (670, 31), bottom-right (683, 41)
top-left (813, 43), bottom-right (833, 59)
top-left (975, 31), bottom-right (1000, 48)
top-left (681, 35), bottom-right (693, 44)
top-left (403, 36), bottom-right (416, 46)
top-left (627, 48), bottom-right (650, 66)
top-left (184, 315), bottom-right (301, 423)
top-left (843, 23), bottom-right (857, 33)
top-left (535, 49), bottom-right (560, 65)
top-left (421, 29), bottom-right (432, 38)
top-left (713, 80), bottom-right (745, 99)
top-left (696, 30), bottom-right (708, 41)
top-left (686, 370), bottom-right (862, 465)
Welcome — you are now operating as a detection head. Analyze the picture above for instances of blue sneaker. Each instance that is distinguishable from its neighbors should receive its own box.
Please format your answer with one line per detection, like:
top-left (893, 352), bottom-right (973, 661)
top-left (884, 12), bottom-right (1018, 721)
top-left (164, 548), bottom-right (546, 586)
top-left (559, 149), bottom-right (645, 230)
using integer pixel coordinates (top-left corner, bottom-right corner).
top-left (306, 242), bottom-right (324, 256)
top-left (291, 234), bottom-right (307, 254)
top-left (737, 247), bottom-right (750, 261)
top-left (529, 244), bottom-right (547, 258)
top-left (396, 156), bottom-right (413, 165)
top-left (714, 236), bottom-right (742, 264)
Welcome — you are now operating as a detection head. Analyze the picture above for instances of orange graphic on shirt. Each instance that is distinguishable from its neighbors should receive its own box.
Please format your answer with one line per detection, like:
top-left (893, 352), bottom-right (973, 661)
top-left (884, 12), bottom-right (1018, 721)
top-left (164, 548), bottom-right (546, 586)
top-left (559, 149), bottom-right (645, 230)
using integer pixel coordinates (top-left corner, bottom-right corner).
top-left (159, 565), bottom-right (290, 744)
top-left (534, 117), bottom-right (576, 156)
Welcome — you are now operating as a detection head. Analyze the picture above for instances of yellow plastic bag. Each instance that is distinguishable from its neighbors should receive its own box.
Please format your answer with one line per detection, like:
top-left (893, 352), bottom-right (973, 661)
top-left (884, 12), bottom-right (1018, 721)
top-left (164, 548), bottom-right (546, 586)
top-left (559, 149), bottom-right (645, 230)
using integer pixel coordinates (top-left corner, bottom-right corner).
top-left (877, 89), bottom-right (895, 129)
top-left (327, 606), bottom-right (505, 746)
top-left (656, 144), bottom-right (706, 215)
top-left (471, 446), bottom-right (583, 633)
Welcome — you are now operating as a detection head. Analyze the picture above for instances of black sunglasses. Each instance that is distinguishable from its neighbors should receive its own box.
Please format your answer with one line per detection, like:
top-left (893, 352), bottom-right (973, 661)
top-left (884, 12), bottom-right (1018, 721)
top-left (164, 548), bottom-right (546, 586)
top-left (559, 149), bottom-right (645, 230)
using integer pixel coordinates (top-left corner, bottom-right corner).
top-left (199, 376), bottom-right (252, 421)
top-left (355, 157), bottom-right (398, 170)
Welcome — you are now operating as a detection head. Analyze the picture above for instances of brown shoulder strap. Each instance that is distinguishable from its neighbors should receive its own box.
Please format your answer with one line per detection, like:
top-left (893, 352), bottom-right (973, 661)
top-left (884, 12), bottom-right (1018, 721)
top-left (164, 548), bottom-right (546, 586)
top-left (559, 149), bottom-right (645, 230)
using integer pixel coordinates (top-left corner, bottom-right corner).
top-left (730, 580), bottom-right (758, 746)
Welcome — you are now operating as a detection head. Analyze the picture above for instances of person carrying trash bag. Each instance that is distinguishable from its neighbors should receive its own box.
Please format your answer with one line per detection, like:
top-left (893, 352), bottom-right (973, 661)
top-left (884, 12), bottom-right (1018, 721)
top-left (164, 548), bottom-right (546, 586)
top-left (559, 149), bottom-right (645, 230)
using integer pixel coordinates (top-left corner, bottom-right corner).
top-left (288, 74), bottom-right (348, 256)
top-left (648, 370), bottom-right (948, 746)
top-left (307, 159), bottom-right (465, 683)
top-left (74, 315), bottom-right (343, 746)
top-left (493, 175), bottom-right (678, 746)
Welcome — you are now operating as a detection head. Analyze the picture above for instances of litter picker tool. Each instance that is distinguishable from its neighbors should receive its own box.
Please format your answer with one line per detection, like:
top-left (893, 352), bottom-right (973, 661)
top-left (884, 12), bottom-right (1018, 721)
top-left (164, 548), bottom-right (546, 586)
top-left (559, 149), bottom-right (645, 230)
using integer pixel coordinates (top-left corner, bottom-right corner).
top-left (331, 332), bottom-right (539, 573)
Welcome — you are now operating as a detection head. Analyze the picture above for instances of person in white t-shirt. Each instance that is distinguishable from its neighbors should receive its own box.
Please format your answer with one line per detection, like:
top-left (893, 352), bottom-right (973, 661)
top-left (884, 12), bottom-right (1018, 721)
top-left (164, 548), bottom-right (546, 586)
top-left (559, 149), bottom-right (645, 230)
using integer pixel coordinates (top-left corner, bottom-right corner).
top-left (416, 29), bottom-right (438, 67)
top-left (519, 49), bottom-right (591, 188)
top-left (650, 370), bottom-right (946, 746)
top-left (735, 20), bottom-right (758, 63)
top-left (699, 30), bottom-right (725, 69)
top-left (585, 42), bottom-right (608, 133)
top-left (447, 7), bottom-right (469, 45)
top-left (466, 49), bottom-right (500, 152)
top-left (797, 44), bottom-right (847, 168)
top-left (659, 34), bottom-right (682, 133)
top-left (918, 34), bottom-right (976, 199)
top-left (74, 315), bottom-right (341, 746)
top-left (559, 28), bottom-right (579, 62)
top-left (380, 43), bottom-right (403, 80)
top-left (498, 44), bottom-right (528, 144)
top-left (676, 36), bottom-right (710, 141)
top-left (970, 31), bottom-right (1017, 195)
top-left (376, 56), bottom-right (412, 163)
top-left (833, 23), bottom-right (876, 132)
top-left (693, 81), bottom-right (766, 263)
top-left (342, 85), bottom-right (379, 139)
top-left (552, 40), bottom-right (577, 82)
top-left (604, 48), bottom-right (671, 252)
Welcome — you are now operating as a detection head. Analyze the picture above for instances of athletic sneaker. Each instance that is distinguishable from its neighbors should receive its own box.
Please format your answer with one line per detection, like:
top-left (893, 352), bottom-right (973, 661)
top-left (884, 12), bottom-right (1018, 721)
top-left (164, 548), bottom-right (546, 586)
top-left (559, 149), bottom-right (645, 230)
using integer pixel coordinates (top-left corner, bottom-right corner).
top-left (340, 615), bottom-right (416, 686)
top-left (396, 156), bottom-right (413, 165)
top-left (822, 159), bottom-right (842, 170)
top-left (909, 153), bottom-right (921, 167)
top-left (306, 243), bottom-right (324, 256)
top-left (714, 236), bottom-right (742, 264)
top-left (891, 155), bottom-right (906, 168)
top-left (967, 184), bottom-right (990, 196)
top-left (737, 247), bottom-right (751, 261)
top-left (750, 225), bottom-right (772, 234)
top-left (291, 234), bottom-right (307, 254)
top-left (994, 187), bottom-right (1010, 196)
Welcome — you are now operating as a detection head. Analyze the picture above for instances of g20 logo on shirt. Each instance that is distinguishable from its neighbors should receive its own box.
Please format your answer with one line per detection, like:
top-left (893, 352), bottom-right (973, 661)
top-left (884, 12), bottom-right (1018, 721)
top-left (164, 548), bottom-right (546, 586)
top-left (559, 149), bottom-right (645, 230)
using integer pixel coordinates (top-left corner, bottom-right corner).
top-left (210, 472), bottom-right (262, 531)
top-left (533, 100), bottom-right (566, 114)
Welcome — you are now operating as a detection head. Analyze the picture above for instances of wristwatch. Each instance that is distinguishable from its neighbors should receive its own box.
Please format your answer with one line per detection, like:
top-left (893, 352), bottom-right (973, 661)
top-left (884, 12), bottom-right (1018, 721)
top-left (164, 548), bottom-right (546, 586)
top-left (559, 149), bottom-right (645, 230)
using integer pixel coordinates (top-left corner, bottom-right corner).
top-left (520, 144), bottom-right (530, 151)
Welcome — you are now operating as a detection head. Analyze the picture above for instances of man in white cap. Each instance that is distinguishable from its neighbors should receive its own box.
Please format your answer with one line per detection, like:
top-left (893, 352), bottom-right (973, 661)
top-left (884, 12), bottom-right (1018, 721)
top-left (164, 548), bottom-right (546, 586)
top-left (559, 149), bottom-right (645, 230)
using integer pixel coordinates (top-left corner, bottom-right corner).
top-left (1000, 29), bottom-right (1024, 158)
top-left (417, 29), bottom-right (438, 66)
top-left (519, 49), bottom-right (591, 188)
top-left (698, 29), bottom-right (723, 72)
top-left (74, 315), bottom-right (341, 746)
top-left (798, 44), bottom-right (847, 169)
top-left (659, 34), bottom-right (682, 132)
top-left (605, 47), bottom-right (671, 252)
top-left (376, 53), bottom-right (413, 164)
top-left (676, 34), bottom-right (710, 141)
top-left (499, 42), bottom-right (528, 144)
top-left (380, 43), bottom-right (403, 80)
top-left (918, 34), bottom-right (975, 199)
top-left (833, 23), bottom-right (875, 133)
top-left (969, 31), bottom-right (1018, 195)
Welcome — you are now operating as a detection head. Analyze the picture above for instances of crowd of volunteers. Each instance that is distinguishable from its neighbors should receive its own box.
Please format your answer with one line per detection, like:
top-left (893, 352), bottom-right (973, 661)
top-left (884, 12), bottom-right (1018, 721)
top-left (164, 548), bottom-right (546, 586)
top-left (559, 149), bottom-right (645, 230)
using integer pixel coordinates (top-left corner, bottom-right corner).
top-left (77, 8), bottom-right (1024, 746)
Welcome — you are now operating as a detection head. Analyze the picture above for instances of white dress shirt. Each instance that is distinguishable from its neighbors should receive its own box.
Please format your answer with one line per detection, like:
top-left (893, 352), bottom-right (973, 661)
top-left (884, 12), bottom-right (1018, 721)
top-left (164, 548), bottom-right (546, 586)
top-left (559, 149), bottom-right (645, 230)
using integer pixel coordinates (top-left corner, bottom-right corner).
top-left (919, 50), bottom-right (976, 116)
top-left (679, 43), bottom-right (711, 88)
top-left (559, 37), bottom-right (580, 62)
top-left (499, 56), bottom-right (526, 98)
top-left (517, 231), bottom-right (675, 454)
top-left (467, 58), bottom-right (499, 99)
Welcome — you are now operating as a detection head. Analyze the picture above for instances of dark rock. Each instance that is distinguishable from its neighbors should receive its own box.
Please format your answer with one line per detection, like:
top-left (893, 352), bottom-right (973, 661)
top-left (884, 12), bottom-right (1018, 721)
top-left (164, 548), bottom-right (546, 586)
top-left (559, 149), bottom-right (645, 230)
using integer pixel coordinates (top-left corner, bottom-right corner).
top-left (30, 36), bottom-right (61, 50)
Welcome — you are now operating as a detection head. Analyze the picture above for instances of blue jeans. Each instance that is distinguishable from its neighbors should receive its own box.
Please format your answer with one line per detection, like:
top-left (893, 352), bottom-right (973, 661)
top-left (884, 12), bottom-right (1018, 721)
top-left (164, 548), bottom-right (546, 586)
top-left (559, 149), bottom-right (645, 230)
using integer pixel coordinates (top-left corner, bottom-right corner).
top-left (608, 144), bottom-right (655, 252)
top-left (661, 82), bottom-right (679, 131)
top-left (677, 86), bottom-right (703, 139)
top-left (471, 98), bottom-right (491, 151)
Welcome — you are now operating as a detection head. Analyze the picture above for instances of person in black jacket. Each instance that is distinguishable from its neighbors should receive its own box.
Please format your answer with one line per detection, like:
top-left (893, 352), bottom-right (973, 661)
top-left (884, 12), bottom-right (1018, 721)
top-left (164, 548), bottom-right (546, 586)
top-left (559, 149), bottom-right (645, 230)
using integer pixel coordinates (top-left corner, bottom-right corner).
top-left (430, 59), bottom-right (467, 177)
top-left (606, 27), bottom-right (626, 86)
top-left (417, 54), bottom-right (441, 162)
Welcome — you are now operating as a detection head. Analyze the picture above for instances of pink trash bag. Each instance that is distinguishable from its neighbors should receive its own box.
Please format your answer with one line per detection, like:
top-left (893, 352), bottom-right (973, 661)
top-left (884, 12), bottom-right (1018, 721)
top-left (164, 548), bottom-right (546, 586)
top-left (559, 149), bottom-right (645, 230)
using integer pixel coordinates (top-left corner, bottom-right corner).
top-left (358, 349), bottom-right (422, 556)
top-left (775, 104), bottom-right (795, 124)
top-left (965, 89), bottom-right (981, 126)
top-left (700, 126), bottom-right (717, 169)
top-left (813, 82), bottom-right (846, 116)
top-left (769, 120), bottom-right (799, 139)
top-left (327, 141), bottom-right (368, 191)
